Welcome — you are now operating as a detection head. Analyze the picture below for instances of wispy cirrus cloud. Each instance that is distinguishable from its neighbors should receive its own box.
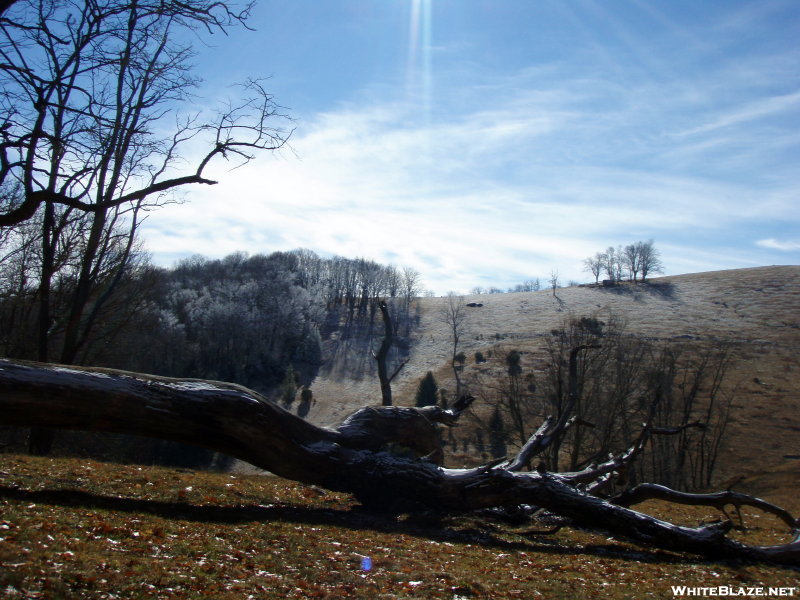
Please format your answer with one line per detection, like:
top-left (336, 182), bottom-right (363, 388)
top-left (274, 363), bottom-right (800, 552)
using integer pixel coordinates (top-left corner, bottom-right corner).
top-left (676, 91), bottom-right (800, 138)
top-left (144, 78), bottom-right (798, 294)
top-left (141, 1), bottom-right (800, 294)
top-left (756, 239), bottom-right (800, 252)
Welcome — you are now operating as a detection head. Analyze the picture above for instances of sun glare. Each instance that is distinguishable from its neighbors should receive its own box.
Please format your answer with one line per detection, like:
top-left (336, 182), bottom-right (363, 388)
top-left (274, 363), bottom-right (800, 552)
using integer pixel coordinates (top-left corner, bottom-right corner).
top-left (407, 0), bottom-right (433, 121)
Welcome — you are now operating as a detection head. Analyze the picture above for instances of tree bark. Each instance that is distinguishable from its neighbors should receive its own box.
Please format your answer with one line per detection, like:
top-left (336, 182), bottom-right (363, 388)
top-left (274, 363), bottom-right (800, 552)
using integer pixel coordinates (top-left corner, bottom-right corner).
top-left (0, 359), bottom-right (798, 566)
top-left (0, 0), bottom-right (18, 16)
top-left (373, 300), bottom-right (408, 406)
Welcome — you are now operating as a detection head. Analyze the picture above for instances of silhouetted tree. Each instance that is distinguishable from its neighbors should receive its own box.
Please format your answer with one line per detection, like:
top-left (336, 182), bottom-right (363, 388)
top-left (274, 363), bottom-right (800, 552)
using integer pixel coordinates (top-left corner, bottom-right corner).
top-left (489, 406), bottom-right (507, 459)
top-left (1, 0), bottom-right (291, 454)
top-left (638, 239), bottom-right (664, 281)
top-left (414, 371), bottom-right (439, 408)
top-left (440, 292), bottom-right (467, 399)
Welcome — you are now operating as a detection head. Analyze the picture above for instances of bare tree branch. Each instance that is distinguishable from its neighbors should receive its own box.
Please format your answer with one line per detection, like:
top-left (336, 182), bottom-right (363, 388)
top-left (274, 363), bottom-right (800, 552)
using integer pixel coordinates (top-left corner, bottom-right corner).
top-left (612, 483), bottom-right (800, 532)
top-left (0, 1), bottom-right (291, 228)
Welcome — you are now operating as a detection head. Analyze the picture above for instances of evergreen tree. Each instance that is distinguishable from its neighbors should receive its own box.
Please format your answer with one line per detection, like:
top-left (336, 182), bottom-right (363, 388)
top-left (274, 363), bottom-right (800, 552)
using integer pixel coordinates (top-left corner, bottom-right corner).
top-left (414, 371), bottom-right (439, 407)
top-left (300, 387), bottom-right (313, 404)
top-left (506, 350), bottom-right (522, 377)
top-left (280, 365), bottom-right (298, 405)
top-left (489, 407), bottom-right (507, 459)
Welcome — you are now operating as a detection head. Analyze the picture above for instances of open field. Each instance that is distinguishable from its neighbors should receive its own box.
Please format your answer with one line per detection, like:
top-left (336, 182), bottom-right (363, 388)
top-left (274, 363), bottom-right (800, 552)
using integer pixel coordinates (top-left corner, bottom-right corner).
top-left (306, 266), bottom-right (800, 501)
top-left (1, 455), bottom-right (799, 599)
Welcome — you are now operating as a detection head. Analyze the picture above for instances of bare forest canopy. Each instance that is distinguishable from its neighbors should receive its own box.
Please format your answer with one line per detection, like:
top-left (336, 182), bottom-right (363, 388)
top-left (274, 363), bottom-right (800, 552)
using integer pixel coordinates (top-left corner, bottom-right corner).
top-left (0, 246), bottom-right (422, 400)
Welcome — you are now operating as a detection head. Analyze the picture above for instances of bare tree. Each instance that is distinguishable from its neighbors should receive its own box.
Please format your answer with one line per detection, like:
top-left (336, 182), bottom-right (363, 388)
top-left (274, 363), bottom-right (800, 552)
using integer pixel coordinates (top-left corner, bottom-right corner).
top-left (401, 267), bottom-right (420, 302)
top-left (549, 269), bottom-right (560, 296)
top-left (373, 300), bottom-right (408, 406)
top-left (1, 0), bottom-right (291, 453)
top-left (599, 246), bottom-right (627, 282)
top-left (582, 253), bottom-right (604, 284)
top-left (509, 279), bottom-right (540, 293)
top-left (440, 292), bottom-right (467, 400)
top-left (589, 241), bottom-right (663, 284)
top-left (471, 348), bottom-right (539, 452)
top-left (0, 1), bottom-right (290, 228)
top-left (623, 242), bottom-right (643, 282)
top-left (0, 196), bottom-right (42, 357)
top-left (622, 240), bottom-right (664, 283)
top-left (638, 239), bottom-right (664, 282)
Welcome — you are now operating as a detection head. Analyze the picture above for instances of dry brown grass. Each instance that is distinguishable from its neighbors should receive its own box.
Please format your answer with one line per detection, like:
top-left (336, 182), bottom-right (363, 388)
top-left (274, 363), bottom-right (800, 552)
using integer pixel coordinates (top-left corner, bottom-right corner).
top-left (305, 266), bottom-right (800, 505)
top-left (1, 455), bottom-right (798, 599)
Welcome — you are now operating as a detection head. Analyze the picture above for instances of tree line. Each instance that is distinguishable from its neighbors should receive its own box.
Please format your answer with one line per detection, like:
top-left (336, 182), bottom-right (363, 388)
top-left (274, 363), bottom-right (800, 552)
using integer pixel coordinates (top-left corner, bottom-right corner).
top-left (470, 279), bottom-right (543, 295)
top-left (0, 242), bottom-right (422, 386)
top-left (583, 240), bottom-right (664, 284)
top-left (0, 243), bottom-right (422, 459)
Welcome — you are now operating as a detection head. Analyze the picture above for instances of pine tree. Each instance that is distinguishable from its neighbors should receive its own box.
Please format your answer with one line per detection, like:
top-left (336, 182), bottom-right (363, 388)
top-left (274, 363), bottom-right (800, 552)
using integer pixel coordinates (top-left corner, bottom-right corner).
top-left (414, 371), bottom-right (439, 407)
top-left (489, 407), bottom-right (507, 459)
top-left (280, 365), bottom-right (298, 405)
top-left (506, 350), bottom-right (522, 377)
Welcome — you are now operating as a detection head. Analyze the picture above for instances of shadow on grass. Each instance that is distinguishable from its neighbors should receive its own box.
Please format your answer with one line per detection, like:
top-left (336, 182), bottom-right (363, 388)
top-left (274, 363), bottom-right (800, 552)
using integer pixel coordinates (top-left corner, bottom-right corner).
top-left (597, 281), bottom-right (677, 301)
top-left (0, 484), bottom-right (723, 568)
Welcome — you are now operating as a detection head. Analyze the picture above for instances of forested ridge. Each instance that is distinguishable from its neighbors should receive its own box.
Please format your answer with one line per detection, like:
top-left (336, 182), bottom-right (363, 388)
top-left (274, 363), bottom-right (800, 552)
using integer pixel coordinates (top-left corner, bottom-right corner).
top-left (0, 247), bottom-right (421, 462)
top-left (1, 248), bottom-right (419, 388)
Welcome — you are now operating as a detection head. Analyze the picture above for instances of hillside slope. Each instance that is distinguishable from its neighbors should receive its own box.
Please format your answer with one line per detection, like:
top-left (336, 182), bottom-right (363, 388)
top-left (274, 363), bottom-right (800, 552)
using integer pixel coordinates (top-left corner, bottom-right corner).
top-left (303, 266), bottom-right (800, 496)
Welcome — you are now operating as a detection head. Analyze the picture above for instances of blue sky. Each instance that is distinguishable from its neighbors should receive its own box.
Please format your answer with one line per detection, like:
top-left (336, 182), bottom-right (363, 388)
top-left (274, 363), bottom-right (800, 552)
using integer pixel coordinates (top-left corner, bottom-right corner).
top-left (141, 0), bottom-right (800, 295)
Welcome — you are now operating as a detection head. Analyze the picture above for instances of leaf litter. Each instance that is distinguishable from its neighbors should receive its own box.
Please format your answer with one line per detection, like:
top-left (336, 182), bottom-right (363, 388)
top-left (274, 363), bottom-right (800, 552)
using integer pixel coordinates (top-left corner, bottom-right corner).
top-left (1, 454), bottom-right (798, 599)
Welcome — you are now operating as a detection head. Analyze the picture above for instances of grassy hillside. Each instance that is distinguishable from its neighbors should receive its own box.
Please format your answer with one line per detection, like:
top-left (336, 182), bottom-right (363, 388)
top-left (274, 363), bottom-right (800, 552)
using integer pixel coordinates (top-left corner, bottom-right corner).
top-left (1, 266), bottom-right (799, 598)
top-left (1, 455), bottom-right (798, 599)
top-left (306, 266), bottom-right (800, 500)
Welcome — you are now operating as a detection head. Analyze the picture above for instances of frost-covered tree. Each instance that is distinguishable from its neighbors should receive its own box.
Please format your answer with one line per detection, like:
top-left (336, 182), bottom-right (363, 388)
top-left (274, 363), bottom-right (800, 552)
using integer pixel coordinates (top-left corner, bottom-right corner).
top-left (583, 253), bottom-right (604, 284)
top-left (157, 252), bottom-right (325, 395)
top-left (637, 240), bottom-right (664, 282)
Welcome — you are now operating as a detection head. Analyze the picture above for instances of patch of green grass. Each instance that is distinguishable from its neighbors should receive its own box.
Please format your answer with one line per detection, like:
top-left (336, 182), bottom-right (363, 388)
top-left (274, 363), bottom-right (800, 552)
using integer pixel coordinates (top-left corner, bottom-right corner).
top-left (1, 454), bottom-right (798, 599)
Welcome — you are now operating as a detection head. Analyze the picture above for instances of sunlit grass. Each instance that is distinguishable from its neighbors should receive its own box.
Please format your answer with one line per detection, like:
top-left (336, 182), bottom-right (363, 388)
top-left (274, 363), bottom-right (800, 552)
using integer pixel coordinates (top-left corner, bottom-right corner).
top-left (1, 454), bottom-right (797, 599)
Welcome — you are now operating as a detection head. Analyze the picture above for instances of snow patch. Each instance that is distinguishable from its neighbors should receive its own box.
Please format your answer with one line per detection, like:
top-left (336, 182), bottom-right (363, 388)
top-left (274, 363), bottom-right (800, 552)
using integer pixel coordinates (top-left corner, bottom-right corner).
top-left (161, 381), bottom-right (228, 393)
top-left (51, 367), bottom-right (113, 379)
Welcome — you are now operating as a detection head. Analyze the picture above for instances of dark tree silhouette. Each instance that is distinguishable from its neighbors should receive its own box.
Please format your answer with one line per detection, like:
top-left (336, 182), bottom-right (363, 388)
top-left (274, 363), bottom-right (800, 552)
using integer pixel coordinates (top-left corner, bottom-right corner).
top-left (1, 0), bottom-right (290, 454)
top-left (373, 300), bottom-right (408, 406)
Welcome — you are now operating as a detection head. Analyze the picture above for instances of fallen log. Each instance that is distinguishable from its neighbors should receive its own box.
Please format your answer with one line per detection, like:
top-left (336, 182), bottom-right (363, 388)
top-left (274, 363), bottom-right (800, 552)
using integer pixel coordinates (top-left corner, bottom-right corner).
top-left (0, 358), bottom-right (797, 566)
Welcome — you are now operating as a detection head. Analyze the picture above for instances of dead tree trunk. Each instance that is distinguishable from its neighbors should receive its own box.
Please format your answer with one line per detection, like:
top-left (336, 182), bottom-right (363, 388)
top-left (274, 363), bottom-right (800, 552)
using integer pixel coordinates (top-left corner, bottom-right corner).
top-left (373, 300), bottom-right (408, 406)
top-left (0, 359), bottom-right (798, 566)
